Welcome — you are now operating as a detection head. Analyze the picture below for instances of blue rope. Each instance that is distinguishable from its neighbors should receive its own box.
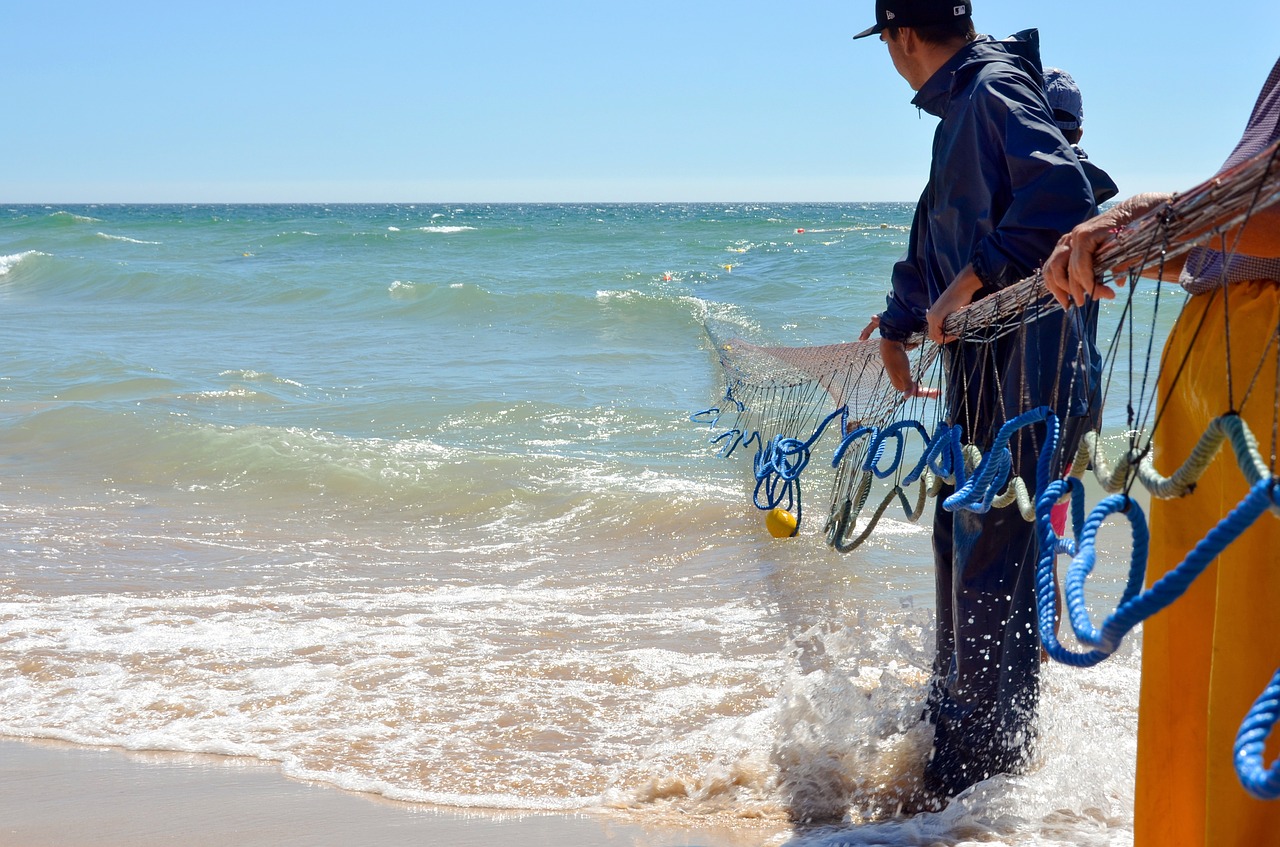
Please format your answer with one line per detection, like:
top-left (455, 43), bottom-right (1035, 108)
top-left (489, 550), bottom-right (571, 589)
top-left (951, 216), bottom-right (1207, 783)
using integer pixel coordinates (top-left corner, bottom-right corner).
top-left (1237, 667), bottom-right (1280, 800)
top-left (1051, 478), bottom-right (1278, 662)
top-left (868, 419), bottom-right (929, 480)
top-left (1061, 493), bottom-right (1151, 653)
top-left (1026, 418), bottom-right (1280, 799)
top-left (749, 407), bottom-right (848, 527)
top-left (690, 407), bottom-right (722, 427)
top-left (902, 420), bottom-right (967, 489)
top-left (710, 429), bottom-right (743, 457)
top-left (833, 424), bottom-right (879, 469)
top-left (944, 405), bottom-right (1051, 514)
top-left (1034, 414), bottom-right (1121, 667)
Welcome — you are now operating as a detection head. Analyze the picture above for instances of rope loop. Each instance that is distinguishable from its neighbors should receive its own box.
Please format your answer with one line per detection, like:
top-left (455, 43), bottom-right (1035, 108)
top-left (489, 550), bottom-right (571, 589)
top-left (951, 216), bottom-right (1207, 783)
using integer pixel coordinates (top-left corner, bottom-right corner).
top-left (833, 424), bottom-right (879, 468)
top-left (946, 406), bottom-right (1051, 514)
top-left (750, 407), bottom-right (850, 528)
top-left (869, 419), bottom-right (930, 479)
top-left (710, 429), bottom-right (744, 457)
top-left (1236, 667), bottom-right (1280, 800)
top-left (690, 407), bottom-right (722, 426)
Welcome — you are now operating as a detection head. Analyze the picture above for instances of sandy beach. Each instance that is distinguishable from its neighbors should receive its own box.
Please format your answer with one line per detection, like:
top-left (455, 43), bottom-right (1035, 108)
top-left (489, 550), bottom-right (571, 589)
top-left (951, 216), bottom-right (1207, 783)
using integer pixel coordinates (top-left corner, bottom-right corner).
top-left (0, 739), bottom-right (783, 847)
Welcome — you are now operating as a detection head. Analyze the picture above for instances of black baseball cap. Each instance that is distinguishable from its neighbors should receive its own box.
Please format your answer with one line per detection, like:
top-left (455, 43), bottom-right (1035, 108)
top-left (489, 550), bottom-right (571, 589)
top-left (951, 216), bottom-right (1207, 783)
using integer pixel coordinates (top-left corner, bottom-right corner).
top-left (853, 0), bottom-right (973, 39)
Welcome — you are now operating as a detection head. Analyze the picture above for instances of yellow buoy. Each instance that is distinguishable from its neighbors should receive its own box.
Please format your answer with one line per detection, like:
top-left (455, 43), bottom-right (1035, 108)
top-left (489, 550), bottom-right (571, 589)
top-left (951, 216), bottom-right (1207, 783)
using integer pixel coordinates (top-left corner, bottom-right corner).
top-left (765, 507), bottom-right (797, 539)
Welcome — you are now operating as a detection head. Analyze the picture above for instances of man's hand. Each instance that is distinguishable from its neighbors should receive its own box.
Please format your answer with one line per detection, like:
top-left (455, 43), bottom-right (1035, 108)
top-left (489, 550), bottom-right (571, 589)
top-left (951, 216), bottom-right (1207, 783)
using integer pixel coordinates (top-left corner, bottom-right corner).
top-left (925, 265), bottom-right (983, 345)
top-left (1043, 217), bottom-right (1122, 308)
top-left (879, 337), bottom-right (940, 399)
top-left (1044, 193), bottom-right (1173, 309)
top-left (858, 315), bottom-right (880, 341)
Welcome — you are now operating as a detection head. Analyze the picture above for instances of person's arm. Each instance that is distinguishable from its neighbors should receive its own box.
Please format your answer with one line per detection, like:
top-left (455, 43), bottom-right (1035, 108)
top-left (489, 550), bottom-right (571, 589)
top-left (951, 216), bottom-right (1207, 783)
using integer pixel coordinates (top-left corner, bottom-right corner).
top-left (1044, 193), bottom-right (1280, 309)
top-left (926, 265), bottom-right (983, 344)
top-left (1043, 193), bottom-right (1171, 308)
top-left (877, 193), bottom-right (931, 344)
top-left (966, 72), bottom-right (1097, 294)
top-left (879, 337), bottom-right (940, 399)
top-left (876, 195), bottom-right (939, 398)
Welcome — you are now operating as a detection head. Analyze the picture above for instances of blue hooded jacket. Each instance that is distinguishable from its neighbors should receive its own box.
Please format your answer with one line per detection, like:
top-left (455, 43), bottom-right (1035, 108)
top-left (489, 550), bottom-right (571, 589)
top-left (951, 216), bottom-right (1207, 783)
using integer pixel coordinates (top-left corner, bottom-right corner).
top-left (878, 29), bottom-right (1096, 344)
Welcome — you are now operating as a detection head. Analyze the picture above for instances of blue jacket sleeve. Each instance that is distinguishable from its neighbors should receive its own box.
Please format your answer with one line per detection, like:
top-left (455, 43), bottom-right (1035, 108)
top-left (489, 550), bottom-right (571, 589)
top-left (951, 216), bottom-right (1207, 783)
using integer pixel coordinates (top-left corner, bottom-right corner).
top-left (878, 194), bottom-right (930, 342)
top-left (968, 74), bottom-right (1096, 291)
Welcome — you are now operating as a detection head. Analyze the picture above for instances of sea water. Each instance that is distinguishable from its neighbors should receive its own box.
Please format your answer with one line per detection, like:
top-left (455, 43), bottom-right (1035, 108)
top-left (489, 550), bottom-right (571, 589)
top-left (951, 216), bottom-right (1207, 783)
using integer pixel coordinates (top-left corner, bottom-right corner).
top-left (0, 204), bottom-right (1155, 845)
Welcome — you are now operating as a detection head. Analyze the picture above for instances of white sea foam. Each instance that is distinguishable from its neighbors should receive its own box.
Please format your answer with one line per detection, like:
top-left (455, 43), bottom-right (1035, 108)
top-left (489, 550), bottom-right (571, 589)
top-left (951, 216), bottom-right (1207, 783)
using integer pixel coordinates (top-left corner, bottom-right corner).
top-left (0, 581), bottom-right (785, 812)
top-left (596, 289), bottom-right (640, 301)
top-left (49, 210), bottom-right (100, 223)
top-left (416, 225), bottom-right (476, 233)
top-left (0, 251), bottom-right (44, 276)
top-left (96, 232), bottom-right (161, 245)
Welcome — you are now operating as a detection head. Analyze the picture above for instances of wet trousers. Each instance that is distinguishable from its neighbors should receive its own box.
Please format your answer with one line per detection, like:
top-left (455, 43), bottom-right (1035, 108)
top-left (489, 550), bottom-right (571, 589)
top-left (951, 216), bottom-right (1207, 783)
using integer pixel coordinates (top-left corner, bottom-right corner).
top-left (922, 321), bottom-right (1096, 799)
top-left (922, 412), bottom-right (1093, 799)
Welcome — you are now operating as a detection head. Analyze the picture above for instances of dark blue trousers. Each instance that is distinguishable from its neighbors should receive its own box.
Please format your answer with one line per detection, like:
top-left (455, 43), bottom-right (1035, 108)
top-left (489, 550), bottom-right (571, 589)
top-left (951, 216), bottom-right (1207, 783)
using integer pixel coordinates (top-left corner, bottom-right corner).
top-left (921, 316), bottom-right (1097, 799)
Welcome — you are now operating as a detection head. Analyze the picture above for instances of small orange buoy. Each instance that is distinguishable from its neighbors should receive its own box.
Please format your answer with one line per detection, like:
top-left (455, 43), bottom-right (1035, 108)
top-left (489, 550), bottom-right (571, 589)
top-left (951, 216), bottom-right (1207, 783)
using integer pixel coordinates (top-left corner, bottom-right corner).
top-left (765, 507), bottom-right (798, 539)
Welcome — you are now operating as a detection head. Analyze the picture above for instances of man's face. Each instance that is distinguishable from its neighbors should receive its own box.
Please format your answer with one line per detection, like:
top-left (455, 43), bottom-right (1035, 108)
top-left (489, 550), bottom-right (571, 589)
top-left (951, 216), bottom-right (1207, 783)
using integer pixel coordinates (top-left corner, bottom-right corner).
top-left (881, 28), bottom-right (922, 90)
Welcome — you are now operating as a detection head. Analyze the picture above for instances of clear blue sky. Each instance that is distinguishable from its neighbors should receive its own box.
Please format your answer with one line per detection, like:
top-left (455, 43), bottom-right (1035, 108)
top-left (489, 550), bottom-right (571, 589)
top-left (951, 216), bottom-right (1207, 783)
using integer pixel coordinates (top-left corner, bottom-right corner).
top-left (6, 1), bottom-right (1278, 203)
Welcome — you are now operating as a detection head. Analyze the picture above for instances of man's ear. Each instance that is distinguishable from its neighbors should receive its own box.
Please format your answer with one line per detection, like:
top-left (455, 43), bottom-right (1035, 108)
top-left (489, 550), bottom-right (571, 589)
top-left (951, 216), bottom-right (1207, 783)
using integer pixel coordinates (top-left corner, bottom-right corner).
top-left (892, 27), bottom-right (918, 54)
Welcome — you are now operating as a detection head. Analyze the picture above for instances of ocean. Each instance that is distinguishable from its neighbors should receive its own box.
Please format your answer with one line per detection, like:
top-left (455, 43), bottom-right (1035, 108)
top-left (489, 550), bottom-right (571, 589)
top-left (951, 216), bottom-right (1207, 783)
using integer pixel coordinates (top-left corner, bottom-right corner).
top-left (0, 204), bottom-right (1146, 846)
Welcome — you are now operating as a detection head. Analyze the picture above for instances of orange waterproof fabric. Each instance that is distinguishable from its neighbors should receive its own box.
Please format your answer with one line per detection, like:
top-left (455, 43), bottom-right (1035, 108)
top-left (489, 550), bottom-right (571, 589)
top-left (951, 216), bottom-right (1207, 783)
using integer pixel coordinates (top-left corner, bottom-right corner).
top-left (1134, 279), bottom-right (1280, 847)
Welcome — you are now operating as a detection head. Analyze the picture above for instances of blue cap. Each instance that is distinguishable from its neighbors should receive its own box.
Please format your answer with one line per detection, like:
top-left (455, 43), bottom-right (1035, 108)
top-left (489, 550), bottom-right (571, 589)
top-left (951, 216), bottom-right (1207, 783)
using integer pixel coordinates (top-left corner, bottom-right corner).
top-left (1043, 67), bottom-right (1084, 131)
top-left (853, 0), bottom-right (973, 39)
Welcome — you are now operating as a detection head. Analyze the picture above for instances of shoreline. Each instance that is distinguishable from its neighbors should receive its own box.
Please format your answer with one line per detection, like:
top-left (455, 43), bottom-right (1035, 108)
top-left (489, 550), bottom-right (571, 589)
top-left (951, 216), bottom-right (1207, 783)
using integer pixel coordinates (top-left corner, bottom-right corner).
top-left (0, 738), bottom-right (784, 847)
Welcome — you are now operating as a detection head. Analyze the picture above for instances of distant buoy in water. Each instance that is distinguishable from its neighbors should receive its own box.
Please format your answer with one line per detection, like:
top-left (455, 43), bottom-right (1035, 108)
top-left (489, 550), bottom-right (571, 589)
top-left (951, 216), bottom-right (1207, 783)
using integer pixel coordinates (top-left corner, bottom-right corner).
top-left (796, 228), bottom-right (805, 234)
top-left (765, 507), bottom-right (797, 539)
top-left (723, 264), bottom-right (732, 272)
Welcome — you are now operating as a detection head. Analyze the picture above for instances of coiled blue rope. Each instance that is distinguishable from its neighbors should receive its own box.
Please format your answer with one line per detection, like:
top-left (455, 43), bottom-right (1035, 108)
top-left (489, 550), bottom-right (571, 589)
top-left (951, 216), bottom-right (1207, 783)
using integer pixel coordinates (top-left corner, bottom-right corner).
top-left (1046, 475), bottom-right (1278, 663)
top-left (749, 407), bottom-right (848, 526)
top-left (944, 406), bottom-right (1051, 514)
top-left (833, 424), bottom-right (880, 470)
top-left (868, 419), bottom-right (929, 480)
top-left (902, 420), bottom-right (967, 490)
top-left (1023, 410), bottom-right (1280, 798)
top-left (1237, 667), bottom-right (1280, 800)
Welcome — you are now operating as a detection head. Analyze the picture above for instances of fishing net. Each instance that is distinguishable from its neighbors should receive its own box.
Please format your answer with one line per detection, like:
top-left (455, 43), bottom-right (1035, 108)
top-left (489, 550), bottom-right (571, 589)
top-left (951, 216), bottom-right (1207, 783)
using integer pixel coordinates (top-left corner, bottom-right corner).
top-left (696, 140), bottom-right (1280, 549)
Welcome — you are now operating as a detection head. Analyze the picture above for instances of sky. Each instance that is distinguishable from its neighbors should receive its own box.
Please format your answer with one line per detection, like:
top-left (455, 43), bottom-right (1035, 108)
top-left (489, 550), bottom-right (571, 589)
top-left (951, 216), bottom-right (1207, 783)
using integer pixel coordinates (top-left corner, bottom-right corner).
top-left (6, 1), bottom-right (1279, 203)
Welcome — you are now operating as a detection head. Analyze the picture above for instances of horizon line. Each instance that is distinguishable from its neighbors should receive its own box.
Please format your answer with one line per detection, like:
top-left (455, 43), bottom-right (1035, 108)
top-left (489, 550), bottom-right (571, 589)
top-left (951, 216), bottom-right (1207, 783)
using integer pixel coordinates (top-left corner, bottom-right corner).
top-left (3, 199), bottom-right (920, 206)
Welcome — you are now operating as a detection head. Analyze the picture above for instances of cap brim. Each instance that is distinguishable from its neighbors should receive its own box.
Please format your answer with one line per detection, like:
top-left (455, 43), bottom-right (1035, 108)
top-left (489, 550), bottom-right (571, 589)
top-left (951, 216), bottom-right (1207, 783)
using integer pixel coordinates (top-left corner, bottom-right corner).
top-left (852, 23), bottom-right (883, 39)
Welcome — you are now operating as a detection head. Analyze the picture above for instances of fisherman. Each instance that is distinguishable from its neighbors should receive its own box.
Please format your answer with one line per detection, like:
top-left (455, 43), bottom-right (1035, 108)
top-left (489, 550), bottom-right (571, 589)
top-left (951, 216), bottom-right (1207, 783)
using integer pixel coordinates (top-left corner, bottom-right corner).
top-left (1044, 56), bottom-right (1280, 847)
top-left (852, 0), bottom-right (1100, 807)
top-left (1042, 67), bottom-right (1119, 206)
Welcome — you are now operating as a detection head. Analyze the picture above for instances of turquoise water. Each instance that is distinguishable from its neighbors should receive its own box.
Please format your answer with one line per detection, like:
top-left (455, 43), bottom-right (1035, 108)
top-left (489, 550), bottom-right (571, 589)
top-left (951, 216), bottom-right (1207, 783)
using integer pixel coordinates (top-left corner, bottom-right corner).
top-left (0, 204), bottom-right (1142, 845)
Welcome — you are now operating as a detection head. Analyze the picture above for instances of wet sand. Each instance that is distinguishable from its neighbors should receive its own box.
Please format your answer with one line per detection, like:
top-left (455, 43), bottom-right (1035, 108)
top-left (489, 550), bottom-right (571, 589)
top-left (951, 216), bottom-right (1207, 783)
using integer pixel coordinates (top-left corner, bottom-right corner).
top-left (0, 739), bottom-right (784, 847)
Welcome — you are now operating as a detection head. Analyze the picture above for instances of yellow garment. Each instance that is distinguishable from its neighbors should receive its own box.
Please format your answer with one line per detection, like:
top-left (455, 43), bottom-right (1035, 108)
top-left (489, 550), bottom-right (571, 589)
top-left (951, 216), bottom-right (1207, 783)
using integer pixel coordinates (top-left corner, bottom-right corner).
top-left (1135, 279), bottom-right (1280, 847)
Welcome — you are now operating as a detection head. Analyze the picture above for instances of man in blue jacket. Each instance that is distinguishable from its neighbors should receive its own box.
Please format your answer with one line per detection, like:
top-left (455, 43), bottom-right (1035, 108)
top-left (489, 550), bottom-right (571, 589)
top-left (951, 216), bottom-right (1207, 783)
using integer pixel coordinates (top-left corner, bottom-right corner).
top-left (853, 0), bottom-right (1100, 807)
